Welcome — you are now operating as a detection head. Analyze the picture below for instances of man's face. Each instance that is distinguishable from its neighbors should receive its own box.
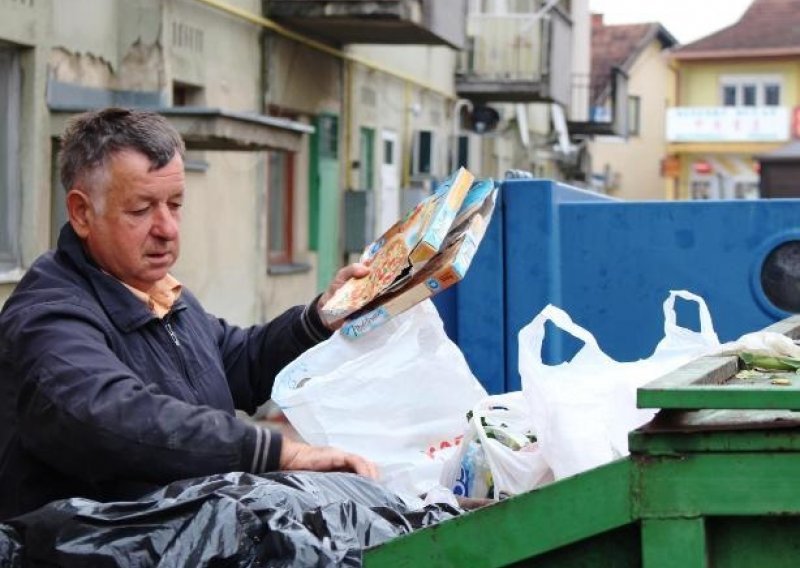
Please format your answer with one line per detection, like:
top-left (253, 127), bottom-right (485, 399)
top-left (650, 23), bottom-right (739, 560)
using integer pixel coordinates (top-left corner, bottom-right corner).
top-left (81, 150), bottom-right (185, 292)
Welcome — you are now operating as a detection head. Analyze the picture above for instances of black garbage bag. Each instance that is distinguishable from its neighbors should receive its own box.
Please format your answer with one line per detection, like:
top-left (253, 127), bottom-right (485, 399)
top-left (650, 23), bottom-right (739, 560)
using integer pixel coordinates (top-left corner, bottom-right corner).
top-left (2, 471), bottom-right (460, 567)
top-left (0, 524), bottom-right (22, 568)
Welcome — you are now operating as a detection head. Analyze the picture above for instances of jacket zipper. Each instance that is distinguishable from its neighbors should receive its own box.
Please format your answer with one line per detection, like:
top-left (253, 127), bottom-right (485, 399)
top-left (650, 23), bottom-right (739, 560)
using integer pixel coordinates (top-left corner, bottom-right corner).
top-left (162, 317), bottom-right (197, 393)
top-left (164, 320), bottom-right (181, 347)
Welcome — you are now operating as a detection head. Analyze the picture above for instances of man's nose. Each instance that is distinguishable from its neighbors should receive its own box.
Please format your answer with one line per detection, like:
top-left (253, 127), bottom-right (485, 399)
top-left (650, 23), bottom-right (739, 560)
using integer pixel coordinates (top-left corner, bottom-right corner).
top-left (151, 204), bottom-right (180, 239)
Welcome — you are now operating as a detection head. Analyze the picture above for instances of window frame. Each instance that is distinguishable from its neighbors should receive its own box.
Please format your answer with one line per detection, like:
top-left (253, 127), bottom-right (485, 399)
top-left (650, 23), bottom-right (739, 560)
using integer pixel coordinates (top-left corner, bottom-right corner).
top-left (627, 95), bottom-right (641, 137)
top-left (719, 74), bottom-right (783, 107)
top-left (267, 151), bottom-right (295, 267)
top-left (0, 46), bottom-right (22, 271)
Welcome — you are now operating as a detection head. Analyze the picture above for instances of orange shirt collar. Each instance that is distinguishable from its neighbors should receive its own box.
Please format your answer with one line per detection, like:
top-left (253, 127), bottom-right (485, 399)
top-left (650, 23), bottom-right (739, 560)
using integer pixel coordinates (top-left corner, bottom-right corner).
top-left (120, 274), bottom-right (183, 318)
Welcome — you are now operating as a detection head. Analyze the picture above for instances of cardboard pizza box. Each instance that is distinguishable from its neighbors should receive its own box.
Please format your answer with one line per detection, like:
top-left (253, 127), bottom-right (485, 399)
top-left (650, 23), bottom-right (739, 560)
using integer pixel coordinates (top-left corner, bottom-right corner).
top-left (337, 178), bottom-right (498, 337)
top-left (321, 167), bottom-right (475, 324)
top-left (359, 167), bottom-right (474, 267)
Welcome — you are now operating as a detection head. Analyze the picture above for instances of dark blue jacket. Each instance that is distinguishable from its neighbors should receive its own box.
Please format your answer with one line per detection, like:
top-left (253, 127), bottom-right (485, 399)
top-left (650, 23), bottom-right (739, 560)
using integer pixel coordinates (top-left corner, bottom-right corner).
top-left (0, 223), bottom-right (330, 519)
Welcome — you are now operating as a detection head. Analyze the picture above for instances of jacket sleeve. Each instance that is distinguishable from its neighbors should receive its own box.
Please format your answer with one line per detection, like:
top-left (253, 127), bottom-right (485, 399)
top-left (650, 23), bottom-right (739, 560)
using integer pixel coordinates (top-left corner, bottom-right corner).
top-left (210, 295), bottom-right (332, 414)
top-left (5, 298), bottom-right (282, 485)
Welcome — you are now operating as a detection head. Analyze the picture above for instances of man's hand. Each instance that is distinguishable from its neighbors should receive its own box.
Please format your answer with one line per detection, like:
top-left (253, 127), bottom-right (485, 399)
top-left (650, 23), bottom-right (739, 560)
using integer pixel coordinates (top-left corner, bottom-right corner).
top-left (317, 262), bottom-right (370, 330)
top-left (280, 438), bottom-right (379, 479)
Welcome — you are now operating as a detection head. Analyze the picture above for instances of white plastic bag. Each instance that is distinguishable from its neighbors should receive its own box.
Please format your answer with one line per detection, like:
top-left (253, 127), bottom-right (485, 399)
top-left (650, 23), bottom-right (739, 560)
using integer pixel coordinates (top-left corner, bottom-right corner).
top-left (272, 300), bottom-right (487, 498)
top-left (718, 331), bottom-right (800, 358)
top-left (441, 391), bottom-right (552, 499)
top-left (518, 290), bottom-right (720, 480)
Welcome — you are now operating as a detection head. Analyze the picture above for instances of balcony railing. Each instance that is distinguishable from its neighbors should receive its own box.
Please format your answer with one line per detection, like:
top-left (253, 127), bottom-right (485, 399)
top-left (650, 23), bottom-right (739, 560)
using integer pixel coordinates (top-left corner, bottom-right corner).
top-left (459, 13), bottom-right (546, 82)
top-left (455, 7), bottom-right (572, 104)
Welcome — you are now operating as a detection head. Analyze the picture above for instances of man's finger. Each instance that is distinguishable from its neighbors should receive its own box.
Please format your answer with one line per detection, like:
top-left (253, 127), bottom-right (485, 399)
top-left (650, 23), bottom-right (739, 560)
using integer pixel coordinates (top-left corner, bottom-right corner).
top-left (347, 454), bottom-right (379, 479)
top-left (317, 263), bottom-right (372, 326)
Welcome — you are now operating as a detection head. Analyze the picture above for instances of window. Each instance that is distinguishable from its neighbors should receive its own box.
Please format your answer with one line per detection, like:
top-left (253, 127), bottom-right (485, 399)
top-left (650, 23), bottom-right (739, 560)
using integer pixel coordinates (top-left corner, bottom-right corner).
top-left (627, 95), bottom-right (641, 137)
top-left (722, 85), bottom-right (736, 106)
top-left (172, 81), bottom-right (204, 107)
top-left (0, 47), bottom-right (21, 270)
top-left (765, 84), bottom-right (780, 106)
top-left (358, 127), bottom-right (374, 190)
top-left (318, 115), bottom-right (338, 159)
top-left (383, 138), bottom-right (394, 166)
top-left (411, 130), bottom-right (435, 176)
top-left (720, 75), bottom-right (782, 107)
top-left (742, 84), bottom-right (756, 106)
top-left (267, 151), bottom-right (294, 266)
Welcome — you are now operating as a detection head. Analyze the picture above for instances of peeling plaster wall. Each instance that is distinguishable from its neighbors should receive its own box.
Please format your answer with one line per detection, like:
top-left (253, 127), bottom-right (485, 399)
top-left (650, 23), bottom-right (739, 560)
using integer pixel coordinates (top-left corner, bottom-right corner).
top-left (50, 0), bottom-right (165, 91)
top-left (49, 0), bottom-right (165, 92)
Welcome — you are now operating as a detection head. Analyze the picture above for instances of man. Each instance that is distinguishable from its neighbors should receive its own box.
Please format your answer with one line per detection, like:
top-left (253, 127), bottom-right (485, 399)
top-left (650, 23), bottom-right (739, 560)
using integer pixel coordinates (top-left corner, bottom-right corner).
top-left (0, 108), bottom-right (376, 520)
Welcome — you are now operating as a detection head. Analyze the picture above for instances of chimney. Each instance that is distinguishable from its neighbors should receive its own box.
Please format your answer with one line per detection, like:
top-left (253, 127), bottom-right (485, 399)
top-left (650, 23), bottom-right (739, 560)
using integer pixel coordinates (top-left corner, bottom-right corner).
top-left (592, 13), bottom-right (604, 28)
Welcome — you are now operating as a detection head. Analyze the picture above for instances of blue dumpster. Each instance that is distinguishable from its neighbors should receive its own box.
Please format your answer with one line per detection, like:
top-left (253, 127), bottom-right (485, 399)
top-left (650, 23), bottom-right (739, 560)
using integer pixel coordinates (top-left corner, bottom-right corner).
top-left (434, 179), bottom-right (800, 393)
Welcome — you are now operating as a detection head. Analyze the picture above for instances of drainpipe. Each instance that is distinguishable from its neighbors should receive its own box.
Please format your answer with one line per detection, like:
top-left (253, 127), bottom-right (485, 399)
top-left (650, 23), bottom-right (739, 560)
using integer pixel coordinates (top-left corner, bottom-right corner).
top-left (343, 59), bottom-right (353, 191)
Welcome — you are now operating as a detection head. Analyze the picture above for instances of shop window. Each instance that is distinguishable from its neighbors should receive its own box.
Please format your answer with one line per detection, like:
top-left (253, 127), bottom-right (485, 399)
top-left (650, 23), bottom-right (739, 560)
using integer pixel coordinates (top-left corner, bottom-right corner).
top-left (690, 179), bottom-right (714, 200)
top-left (734, 181), bottom-right (759, 200)
top-left (267, 151), bottom-right (294, 266)
top-left (0, 47), bottom-right (21, 271)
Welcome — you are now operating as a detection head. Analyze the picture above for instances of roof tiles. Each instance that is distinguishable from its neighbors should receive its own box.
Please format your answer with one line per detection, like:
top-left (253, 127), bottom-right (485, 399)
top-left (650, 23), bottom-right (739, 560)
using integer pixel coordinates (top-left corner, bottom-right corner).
top-left (676, 0), bottom-right (800, 56)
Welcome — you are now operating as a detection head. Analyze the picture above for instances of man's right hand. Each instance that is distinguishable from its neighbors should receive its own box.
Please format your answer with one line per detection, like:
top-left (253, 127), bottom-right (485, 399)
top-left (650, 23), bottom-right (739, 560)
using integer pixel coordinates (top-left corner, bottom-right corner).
top-left (279, 438), bottom-right (379, 479)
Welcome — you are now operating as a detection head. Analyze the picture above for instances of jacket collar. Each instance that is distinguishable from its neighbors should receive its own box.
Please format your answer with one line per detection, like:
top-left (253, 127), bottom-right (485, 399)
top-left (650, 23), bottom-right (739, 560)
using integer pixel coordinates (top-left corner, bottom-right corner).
top-left (56, 223), bottom-right (185, 332)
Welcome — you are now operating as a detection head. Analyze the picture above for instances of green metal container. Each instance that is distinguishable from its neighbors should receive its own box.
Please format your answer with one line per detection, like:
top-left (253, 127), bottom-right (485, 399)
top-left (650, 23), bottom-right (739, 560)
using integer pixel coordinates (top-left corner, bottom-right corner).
top-left (364, 315), bottom-right (800, 567)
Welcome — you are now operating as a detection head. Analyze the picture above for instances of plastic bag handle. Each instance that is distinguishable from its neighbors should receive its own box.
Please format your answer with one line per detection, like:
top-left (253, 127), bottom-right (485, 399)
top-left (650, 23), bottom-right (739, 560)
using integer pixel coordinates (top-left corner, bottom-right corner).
top-left (520, 305), bottom-right (603, 366)
top-left (662, 290), bottom-right (717, 342)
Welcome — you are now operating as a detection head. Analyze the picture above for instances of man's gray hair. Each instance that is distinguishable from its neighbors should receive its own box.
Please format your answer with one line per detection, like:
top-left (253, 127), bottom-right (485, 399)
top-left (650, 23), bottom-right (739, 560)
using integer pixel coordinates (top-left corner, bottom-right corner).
top-left (58, 107), bottom-right (186, 194)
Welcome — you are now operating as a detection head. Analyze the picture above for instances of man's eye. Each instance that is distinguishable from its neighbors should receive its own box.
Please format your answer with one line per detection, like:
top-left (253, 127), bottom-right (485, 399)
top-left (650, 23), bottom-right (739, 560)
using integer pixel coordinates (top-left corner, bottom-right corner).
top-left (129, 207), bottom-right (149, 216)
top-left (169, 202), bottom-right (183, 211)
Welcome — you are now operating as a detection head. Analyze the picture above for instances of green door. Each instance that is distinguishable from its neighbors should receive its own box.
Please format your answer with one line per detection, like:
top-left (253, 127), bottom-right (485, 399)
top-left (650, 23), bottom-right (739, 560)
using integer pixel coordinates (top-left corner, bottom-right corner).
top-left (309, 113), bottom-right (340, 292)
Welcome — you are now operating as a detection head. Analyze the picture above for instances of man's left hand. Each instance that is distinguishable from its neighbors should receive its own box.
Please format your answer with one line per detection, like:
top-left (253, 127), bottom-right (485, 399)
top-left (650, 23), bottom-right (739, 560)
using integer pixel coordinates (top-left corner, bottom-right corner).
top-left (280, 438), bottom-right (379, 479)
top-left (317, 262), bottom-right (370, 330)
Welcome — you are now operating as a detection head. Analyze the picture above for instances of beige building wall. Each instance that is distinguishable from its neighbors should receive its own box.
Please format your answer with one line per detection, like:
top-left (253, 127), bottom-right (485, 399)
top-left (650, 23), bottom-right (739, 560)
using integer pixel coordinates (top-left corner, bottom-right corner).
top-left (589, 41), bottom-right (674, 200)
top-left (346, 45), bottom-right (456, 236)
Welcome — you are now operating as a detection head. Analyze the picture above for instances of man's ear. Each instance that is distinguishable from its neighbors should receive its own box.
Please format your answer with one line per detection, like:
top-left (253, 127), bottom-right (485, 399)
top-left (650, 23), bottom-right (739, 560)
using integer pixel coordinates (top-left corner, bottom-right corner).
top-left (66, 189), bottom-right (94, 239)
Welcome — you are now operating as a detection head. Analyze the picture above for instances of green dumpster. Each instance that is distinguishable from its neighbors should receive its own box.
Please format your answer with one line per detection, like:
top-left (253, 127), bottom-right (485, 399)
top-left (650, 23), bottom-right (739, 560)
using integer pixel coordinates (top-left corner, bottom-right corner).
top-left (364, 315), bottom-right (800, 567)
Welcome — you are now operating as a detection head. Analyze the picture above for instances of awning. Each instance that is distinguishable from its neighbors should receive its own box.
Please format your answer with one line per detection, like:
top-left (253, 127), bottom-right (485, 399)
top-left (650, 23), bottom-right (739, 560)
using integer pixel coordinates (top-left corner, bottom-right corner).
top-left (49, 105), bottom-right (313, 153)
top-left (755, 140), bottom-right (800, 163)
top-left (693, 155), bottom-right (758, 182)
